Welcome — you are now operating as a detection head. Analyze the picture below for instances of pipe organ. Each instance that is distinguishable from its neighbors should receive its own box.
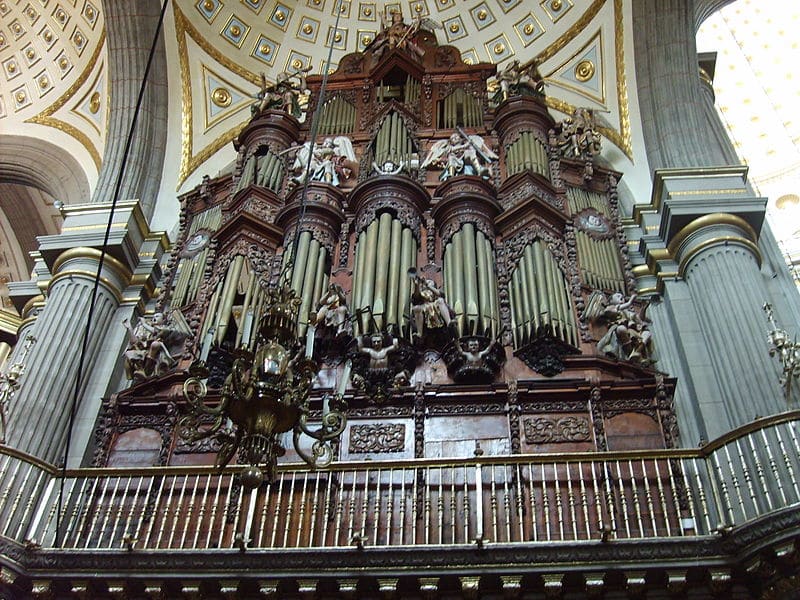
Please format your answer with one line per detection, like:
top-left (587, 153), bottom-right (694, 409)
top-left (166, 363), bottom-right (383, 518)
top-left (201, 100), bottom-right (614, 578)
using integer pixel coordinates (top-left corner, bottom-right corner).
top-left (372, 111), bottom-right (417, 169)
top-left (508, 240), bottom-right (578, 348)
top-left (282, 230), bottom-right (330, 336)
top-left (438, 87), bottom-right (482, 129)
top-left (318, 95), bottom-right (356, 136)
top-left (505, 131), bottom-right (549, 179)
top-left (568, 187), bottom-right (625, 292)
top-left (443, 224), bottom-right (499, 337)
top-left (351, 212), bottom-right (415, 334)
top-left (108, 22), bottom-right (670, 486)
top-left (171, 206), bottom-right (222, 308)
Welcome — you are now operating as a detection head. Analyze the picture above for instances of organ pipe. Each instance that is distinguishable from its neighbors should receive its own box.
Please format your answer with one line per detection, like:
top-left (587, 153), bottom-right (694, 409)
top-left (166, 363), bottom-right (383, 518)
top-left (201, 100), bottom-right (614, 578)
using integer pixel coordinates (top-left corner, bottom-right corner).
top-left (510, 240), bottom-right (578, 348)
top-left (172, 206), bottom-right (222, 308)
top-left (505, 132), bottom-right (549, 179)
top-left (443, 227), bottom-right (499, 338)
top-left (352, 214), bottom-right (417, 335)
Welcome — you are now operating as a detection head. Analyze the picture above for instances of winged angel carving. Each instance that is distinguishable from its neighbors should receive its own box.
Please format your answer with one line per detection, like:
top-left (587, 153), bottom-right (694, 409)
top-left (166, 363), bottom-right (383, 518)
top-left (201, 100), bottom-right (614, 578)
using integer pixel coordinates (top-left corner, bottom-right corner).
top-left (584, 291), bottom-right (654, 367)
top-left (289, 136), bottom-right (358, 187)
top-left (421, 130), bottom-right (498, 181)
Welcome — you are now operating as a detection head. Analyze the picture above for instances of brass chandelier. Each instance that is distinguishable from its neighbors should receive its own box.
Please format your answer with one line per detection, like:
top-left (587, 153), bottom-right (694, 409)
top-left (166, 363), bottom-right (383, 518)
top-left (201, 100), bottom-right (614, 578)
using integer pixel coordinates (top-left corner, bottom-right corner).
top-left (179, 282), bottom-right (347, 488)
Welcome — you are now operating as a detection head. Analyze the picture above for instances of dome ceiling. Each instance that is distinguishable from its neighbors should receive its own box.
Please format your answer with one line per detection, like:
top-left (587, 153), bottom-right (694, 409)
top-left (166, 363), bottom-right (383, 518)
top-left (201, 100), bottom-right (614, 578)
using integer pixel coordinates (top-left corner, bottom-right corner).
top-left (0, 0), bottom-right (108, 174)
top-left (173, 0), bottom-right (631, 188)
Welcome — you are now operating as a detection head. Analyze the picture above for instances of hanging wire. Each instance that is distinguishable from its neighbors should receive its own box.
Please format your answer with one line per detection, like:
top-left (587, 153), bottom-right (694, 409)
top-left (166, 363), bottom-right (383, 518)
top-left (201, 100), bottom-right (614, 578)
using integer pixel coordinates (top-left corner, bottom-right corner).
top-left (56, 0), bottom-right (171, 547)
top-left (287, 0), bottom-right (346, 273)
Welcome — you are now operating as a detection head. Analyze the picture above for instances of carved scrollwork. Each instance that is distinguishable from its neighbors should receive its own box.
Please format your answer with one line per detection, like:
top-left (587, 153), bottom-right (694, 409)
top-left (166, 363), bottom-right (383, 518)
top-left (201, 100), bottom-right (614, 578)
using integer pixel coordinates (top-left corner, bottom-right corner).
top-left (349, 423), bottom-right (406, 453)
top-left (439, 213), bottom-right (496, 250)
top-left (354, 198), bottom-right (422, 243)
top-left (499, 179), bottom-right (562, 211)
top-left (523, 416), bottom-right (591, 444)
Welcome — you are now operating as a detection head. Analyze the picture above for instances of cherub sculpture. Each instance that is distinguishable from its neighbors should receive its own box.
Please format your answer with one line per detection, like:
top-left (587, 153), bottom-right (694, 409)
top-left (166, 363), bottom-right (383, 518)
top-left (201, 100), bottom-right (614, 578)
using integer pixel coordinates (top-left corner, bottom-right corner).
top-left (550, 107), bottom-right (602, 178)
top-left (421, 130), bottom-right (498, 181)
top-left (123, 311), bottom-right (188, 382)
top-left (584, 291), bottom-right (654, 367)
top-left (443, 335), bottom-right (506, 384)
top-left (494, 59), bottom-right (545, 102)
top-left (348, 330), bottom-right (417, 401)
top-left (411, 275), bottom-right (453, 341)
top-left (252, 68), bottom-right (312, 118)
top-left (311, 283), bottom-right (352, 338)
top-left (289, 136), bottom-right (358, 187)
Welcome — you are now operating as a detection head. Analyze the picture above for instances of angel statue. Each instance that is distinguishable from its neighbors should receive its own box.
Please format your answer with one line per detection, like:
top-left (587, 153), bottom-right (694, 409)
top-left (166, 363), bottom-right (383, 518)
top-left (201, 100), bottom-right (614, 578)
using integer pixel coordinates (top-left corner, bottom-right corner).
top-left (312, 283), bottom-right (352, 338)
top-left (122, 310), bottom-right (190, 382)
top-left (494, 59), bottom-right (545, 102)
top-left (421, 129), bottom-right (498, 181)
top-left (288, 136), bottom-right (358, 187)
top-left (252, 68), bottom-right (312, 118)
top-left (368, 10), bottom-right (433, 60)
top-left (584, 291), bottom-right (654, 367)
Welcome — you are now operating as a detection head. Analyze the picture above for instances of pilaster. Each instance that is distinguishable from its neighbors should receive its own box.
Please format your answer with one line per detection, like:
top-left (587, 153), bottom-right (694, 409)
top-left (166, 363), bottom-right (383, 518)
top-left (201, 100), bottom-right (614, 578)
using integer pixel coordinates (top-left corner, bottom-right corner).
top-left (627, 168), bottom-right (786, 440)
top-left (2, 202), bottom-right (166, 465)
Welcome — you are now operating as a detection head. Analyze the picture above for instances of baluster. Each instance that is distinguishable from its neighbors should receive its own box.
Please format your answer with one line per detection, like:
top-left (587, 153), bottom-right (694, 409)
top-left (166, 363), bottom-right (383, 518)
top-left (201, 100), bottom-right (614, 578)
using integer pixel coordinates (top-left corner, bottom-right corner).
top-left (462, 464), bottom-right (470, 543)
top-left (746, 434), bottom-right (773, 511)
top-left (309, 472), bottom-right (322, 547)
top-left (734, 439), bottom-right (758, 517)
top-left (577, 461), bottom-right (590, 540)
top-left (270, 473), bottom-right (285, 547)
top-left (590, 461), bottom-right (604, 539)
top-left (179, 475), bottom-right (200, 549)
top-left (386, 468), bottom-right (394, 546)
top-left (450, 466), bottom-right (457, 545)
top-left (514, 464), bottom-right (525, 542)
top-left (474, 462), bottom-right (484, 543)
top-left (347, 467), bottom-right (359, 545)
top-left (205, 473), bottom-right (223, 549)
top-left (565, 462), bottom-right (577, 540)
top-left (626, 460), bottom-right (643, 537)
top-left (296, 471), bottom-right (309, 548)
top-left (399, 468), bottom-right (407, 545)
top-left (540, 463), bottom-right (550, 541)
top-left (167, 474), bottom-right (189, 548)
top-left (710, 452), bottom-right (735, 526)
top-left (639, 459), bottom-right (657, 536)
top-left (490, 464), bottom-right (499, 542)
top-left (651, 460), bottom-right (670, 536)
top-left (360, 468), bottom-right (371, 543)
top-left (722, 443), bottom-right (747, 521)
top-left (13, 469), bottom-right (46, 542)
top-left (775, 425), bottom-right (800, 502)
top-left (282, 472), bottom-right (297, 548)
top-left (143, 476), bottom-right (167, 549)
top-left (614, 462), bottom-right (630, 537)
top-left (216, 473), bottom-right (234, 550)
top-left (424, 466), bottom-right (432, 544)
top-left (554, 462), bottom-right (565, 540)
top-left (321, 472), bottom-right (335, 546)
top-left (761, 429), bottom-right (788, 506)
top-left (193, 474), bottom-right (211, 549)
top-left (438, 466), bottom-right (444, 545)
top-left (373, 467), bottom-right (382, 546)
top-left (2, 460), bottom-right (32, 538)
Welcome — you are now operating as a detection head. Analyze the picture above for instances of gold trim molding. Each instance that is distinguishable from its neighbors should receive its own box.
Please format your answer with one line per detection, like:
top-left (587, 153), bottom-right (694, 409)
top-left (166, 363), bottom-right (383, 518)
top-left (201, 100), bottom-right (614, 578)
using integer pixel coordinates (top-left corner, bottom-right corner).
top-left (52, 247), bottom-right (133, 284)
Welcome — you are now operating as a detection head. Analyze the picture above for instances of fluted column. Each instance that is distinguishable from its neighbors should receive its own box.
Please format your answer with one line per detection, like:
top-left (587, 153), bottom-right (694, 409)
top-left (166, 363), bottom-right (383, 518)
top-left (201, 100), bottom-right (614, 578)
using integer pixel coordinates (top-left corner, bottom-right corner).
top-left (671, 218), bottom-right (784, 432)
top-left (4, 249), bottom-right (129, 463)
top-left (92, 0), bottom-right (167, 220)
top-left (632, 0), bottom-right (737, 171)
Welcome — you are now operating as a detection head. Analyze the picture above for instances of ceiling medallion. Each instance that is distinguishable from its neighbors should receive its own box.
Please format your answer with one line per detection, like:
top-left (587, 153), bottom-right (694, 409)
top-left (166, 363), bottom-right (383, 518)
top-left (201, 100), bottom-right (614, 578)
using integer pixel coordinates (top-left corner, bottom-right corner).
top-left (89, 91), bottom-right (101, 114)
top-left (211, 87), bottom-right (232, 107)
top-left (493, 42), bottom-right (505, 55)
top-left (575, 59), bottom-right (595, 82)
top-left (550, 0), bottom-right (563, 9)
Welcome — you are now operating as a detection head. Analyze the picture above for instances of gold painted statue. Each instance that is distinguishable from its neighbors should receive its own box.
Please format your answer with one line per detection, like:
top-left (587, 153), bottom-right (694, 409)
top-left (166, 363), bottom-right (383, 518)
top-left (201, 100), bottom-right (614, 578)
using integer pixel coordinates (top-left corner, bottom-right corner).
top-left (495, 59), bottom-right (545, 101)
top-left (252, 68), bottom-right (312, 118)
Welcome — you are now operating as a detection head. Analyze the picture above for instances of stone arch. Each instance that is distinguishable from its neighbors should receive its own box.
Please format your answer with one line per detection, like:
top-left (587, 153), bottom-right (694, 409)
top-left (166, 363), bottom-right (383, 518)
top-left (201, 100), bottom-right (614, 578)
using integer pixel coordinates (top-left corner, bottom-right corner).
top-left (0, 135), bottom-right (84, 288)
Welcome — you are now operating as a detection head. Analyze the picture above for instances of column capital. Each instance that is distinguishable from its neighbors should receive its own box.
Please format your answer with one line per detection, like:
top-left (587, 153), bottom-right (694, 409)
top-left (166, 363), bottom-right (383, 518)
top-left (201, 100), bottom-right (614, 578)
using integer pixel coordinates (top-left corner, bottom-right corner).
top-left (36, 200), bottom-right (167, 276)
top-left (626, 166), bottom-right (767, 293)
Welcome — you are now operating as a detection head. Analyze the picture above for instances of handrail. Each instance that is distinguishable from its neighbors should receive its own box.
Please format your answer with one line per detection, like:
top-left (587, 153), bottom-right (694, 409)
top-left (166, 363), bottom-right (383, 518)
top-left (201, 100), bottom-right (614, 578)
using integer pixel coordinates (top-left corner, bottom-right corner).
top-left (1, 409), bottom-right (799, 477)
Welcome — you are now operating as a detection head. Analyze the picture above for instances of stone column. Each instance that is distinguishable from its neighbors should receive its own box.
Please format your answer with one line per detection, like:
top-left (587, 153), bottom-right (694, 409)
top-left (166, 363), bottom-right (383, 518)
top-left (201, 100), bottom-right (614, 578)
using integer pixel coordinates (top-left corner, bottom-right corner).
top-left (2, 202), bottom-right (164, 465)
top-left (674, 216), bottom-right (784, 433)
top-left (92, 0), bottom-right (168, 220)
top-left (4, 249), bottom-right (130, 463)
top-left (633, 169), bottom-right (787, 441)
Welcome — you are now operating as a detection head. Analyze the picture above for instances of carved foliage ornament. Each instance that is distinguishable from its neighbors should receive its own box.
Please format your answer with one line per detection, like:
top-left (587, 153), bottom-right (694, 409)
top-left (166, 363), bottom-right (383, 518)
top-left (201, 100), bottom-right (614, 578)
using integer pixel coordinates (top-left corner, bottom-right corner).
top-left (349, 423), bottom-right (406, 453)
top-left (355, 198), bottom-right (422, 243)
top-left (523, 416), bottom-right (591, 444)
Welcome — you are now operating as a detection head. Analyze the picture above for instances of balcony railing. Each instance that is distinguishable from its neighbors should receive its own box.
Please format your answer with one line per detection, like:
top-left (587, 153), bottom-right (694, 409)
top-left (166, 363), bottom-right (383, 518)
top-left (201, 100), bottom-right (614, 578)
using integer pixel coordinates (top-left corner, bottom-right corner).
top-left (1, 412), bottom-right (799, 552)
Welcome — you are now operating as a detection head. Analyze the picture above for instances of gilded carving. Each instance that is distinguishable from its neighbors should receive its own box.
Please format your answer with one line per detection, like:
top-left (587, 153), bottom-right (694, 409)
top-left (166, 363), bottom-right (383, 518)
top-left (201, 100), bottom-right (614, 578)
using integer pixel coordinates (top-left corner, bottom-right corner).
top-left (349, 423), bottom-right (406, 453)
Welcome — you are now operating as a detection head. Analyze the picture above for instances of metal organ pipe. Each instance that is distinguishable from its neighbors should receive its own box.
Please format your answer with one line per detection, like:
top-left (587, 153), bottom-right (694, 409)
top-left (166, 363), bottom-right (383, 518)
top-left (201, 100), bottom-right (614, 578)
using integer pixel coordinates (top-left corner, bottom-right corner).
top-left (510, 241), bottom-right (578, 348)
top-left (352, 215), bottom-right (417, 335)
top-left (443, 226), bottom-right (500, 338)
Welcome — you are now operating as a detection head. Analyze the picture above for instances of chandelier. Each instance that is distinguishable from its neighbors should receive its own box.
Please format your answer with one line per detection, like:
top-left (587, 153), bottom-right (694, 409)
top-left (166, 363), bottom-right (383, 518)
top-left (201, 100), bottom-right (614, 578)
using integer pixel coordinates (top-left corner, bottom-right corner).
top-left (764, 302), bottom-right (800, 402)
top-left (179, 281), bottom-right (347, 488)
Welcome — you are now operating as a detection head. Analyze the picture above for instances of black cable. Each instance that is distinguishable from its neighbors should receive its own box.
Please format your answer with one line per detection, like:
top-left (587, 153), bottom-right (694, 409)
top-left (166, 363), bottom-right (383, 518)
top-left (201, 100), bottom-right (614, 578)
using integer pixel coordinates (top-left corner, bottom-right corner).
top-left (288, 0), bottom-right (346, 272)
top-left (56, 0), bottom-right (171, 547)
